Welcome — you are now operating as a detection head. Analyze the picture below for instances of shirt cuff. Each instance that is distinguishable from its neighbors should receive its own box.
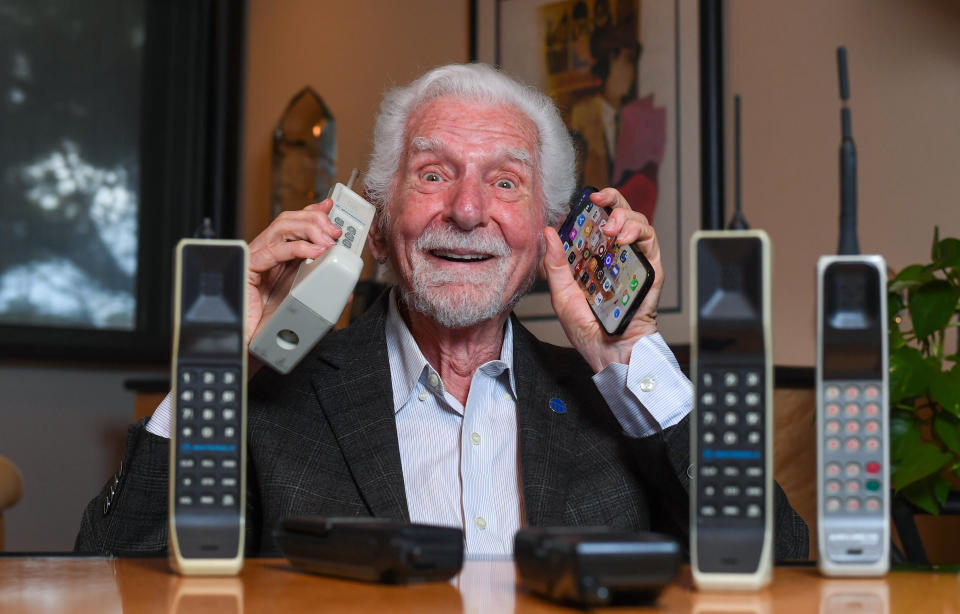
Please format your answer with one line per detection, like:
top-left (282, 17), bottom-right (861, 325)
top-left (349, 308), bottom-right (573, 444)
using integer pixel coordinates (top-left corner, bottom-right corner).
top-left (592, 332), bottom-right (693, 438)
top-left (145, 391), bottom-right (173, 438)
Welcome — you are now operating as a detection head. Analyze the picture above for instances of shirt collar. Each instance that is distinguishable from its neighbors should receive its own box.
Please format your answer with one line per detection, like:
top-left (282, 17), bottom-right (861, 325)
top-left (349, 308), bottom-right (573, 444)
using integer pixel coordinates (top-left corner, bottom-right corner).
top-left (384, 289), bottom-right (516, 413)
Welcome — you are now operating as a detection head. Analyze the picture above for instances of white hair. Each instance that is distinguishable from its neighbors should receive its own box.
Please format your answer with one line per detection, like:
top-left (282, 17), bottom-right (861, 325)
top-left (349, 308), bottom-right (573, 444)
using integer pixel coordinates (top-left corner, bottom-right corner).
top-left (364, 63), bottom-right (576, 228)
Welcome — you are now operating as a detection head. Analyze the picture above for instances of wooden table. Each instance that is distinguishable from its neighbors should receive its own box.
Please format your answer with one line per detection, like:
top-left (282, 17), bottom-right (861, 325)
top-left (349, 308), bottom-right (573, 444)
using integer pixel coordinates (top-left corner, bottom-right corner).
top-left (0, 557), bottom-right (956, 613)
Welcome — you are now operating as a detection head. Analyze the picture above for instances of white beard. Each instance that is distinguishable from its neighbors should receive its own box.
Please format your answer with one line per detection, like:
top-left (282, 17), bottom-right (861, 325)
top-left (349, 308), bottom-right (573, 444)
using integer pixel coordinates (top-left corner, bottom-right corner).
top-left (398, 223), bottom-right (538, 328)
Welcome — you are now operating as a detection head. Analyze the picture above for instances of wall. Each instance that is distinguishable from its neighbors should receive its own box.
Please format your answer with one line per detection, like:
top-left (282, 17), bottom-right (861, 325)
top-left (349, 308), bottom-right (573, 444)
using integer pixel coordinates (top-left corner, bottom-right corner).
top-left (0, 364), bottom-right (164, 551)
top-left (241, 0), bottom-right (470, 240)
top-left (726, 0), bottom-right (960, 366)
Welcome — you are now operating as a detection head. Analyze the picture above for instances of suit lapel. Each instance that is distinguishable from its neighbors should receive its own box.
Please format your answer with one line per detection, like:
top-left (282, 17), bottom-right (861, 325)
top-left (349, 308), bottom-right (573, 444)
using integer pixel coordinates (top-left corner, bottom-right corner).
top-left (310, 297), bottom-right (410, 521)
top-left (512, 318), bottom-right (577, 527)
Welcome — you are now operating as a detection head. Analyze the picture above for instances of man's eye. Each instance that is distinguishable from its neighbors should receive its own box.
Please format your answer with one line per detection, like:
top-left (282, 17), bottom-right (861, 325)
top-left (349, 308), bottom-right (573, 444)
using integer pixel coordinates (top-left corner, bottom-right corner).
top-left (422, 172), bottom-right (442, 182)
top-left (496, 179), bottom-right (516, 189)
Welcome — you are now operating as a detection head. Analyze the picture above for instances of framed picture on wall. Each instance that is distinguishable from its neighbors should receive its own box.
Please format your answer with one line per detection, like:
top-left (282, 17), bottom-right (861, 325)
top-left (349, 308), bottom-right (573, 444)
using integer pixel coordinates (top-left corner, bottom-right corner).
top-left (473, 0), bottom-right (702, 347)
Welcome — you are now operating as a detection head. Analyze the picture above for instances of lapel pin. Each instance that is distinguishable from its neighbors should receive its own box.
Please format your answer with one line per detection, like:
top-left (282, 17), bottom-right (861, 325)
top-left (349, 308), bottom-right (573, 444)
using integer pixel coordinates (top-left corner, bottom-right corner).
top-left (549, 398), bottom-right (566, 414)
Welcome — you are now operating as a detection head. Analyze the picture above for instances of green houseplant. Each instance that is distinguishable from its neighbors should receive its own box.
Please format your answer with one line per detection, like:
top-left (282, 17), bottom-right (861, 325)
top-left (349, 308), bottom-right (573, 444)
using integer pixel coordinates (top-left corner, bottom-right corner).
top-left (888, 227), bottom-right (960, 513)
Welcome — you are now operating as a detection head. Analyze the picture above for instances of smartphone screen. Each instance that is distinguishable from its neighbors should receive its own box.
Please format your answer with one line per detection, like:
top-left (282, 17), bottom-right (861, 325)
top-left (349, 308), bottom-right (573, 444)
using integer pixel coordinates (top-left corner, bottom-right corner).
top-left (557, 187), bottom-right (655, 335)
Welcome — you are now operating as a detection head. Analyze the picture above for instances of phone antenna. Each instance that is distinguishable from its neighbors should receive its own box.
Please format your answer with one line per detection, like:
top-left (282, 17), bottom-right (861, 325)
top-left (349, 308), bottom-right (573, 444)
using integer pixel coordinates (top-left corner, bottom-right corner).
top-left (727, 94), bottom-right (749, 230)
top-left (837, 46), bottom-right (860, 255)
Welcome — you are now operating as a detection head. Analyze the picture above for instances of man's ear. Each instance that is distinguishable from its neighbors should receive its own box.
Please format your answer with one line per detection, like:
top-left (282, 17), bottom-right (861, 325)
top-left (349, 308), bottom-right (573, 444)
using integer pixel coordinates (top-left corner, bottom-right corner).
top-left (367, 212), bottom-right (388, 263)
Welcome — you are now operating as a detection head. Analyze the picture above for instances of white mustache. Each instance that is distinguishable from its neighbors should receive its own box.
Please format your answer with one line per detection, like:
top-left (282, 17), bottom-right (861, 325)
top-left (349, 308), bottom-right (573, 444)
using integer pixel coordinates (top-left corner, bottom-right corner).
top-left (414, 224), bottom-right (511, 257)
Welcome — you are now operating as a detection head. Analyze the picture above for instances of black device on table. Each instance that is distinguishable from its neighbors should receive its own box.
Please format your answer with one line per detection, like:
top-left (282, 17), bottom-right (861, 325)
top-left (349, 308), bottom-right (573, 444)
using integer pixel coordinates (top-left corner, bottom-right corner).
top-left (169, 238), bottom-right (248, 576)
top-left (513, 526), bottom-right (681, 607)
top-left (557, 187), bottom-right (655, 335)
top-left (275, 516), bottom-right (464, 583)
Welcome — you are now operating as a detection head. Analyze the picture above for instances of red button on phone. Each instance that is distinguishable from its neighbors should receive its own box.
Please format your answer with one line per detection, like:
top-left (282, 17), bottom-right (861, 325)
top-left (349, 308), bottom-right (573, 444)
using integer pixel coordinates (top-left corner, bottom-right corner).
top-left (866, 461), bottom-right (880, 474)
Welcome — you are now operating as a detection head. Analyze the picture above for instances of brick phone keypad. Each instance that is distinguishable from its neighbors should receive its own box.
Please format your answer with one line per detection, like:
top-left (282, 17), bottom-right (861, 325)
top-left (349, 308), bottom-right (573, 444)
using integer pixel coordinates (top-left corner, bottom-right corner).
top-left (175, 367), bottom-right (241, 510)
top-left (697, 367), bottom-right (765, 520)
top-left (822, 381), bottom-right (884, 515)
top-left (331, 205), bottom-right (361, 251)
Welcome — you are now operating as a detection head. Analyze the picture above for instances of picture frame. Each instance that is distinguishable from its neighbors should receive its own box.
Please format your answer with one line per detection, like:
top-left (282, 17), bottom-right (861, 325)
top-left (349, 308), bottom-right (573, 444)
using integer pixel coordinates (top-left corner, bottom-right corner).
top-left (472, 0), bottom-right (705, 347)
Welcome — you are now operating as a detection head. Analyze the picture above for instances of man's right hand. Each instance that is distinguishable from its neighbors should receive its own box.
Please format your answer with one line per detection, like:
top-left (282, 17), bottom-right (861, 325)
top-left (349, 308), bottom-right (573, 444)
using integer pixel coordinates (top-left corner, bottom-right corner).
top-left (245, 199), bottom-right (342, 345)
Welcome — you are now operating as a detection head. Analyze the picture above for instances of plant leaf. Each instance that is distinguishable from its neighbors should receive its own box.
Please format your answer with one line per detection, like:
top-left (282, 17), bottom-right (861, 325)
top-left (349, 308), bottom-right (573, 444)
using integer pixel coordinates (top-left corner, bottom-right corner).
top-left (889, 345), bottom-right (934, 402)
top-left (934, 475), bottom-right (952, 508)
top-left (937, 238), bottom-right (960, 270)
top-left (908, 280), bottom-right (960, 340)
top-left (933, 415), bottom-right (960, 456)
top-left (889, 264), bottom-right (933, 293)
top-left (887, 291), bottom-right (904, 317)
top-left (892, 443), bottom-right (953, 490)
top-left (900, 475), bottom-right (944, 515)
top-left (891, 412), bottom-right (922, 462)
top-left (930, 364), bottom-right (960, 417)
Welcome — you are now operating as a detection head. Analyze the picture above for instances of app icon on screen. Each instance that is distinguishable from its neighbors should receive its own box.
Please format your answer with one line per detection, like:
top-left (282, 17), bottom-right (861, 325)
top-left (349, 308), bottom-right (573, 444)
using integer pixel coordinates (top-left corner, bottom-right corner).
top-left (596, 269), bottom-right (606, 282)
top-left (584, 223), bottom-right (592, 236)
top-left (621, 292), bottom-right (630, 306)
top-left (587, 283), bottom-right (597, 295)
top-left (630, 277), bottom-right (639, 291)
top-left (577, 214), bottom-right (585, 226)
top-left (587, 258), bottom-right (599, 271)
top-left (563, 241), bottom-right (570, 252)
top-left (620, 250), bottom-right (627, 263)
top-left (568, 228), bottom-right (578, 241)
top-left (610, 264), bottom-right (620, 278)
top-left (597, 244), bottom-right (606, 257)
top-left (579, 272), bottom-right (590, 285)
top-left (574, 260), bottom-right (584, 275)
top-left (594, 294), bottom-right (604, 306)
top-left (582, 248), bottom-right (590, 260)
top-left (603, 253), bottom-right (614, 268)
top-left (603, 279), bottom-right (612, 292)
top-left (614, 307), bottom-right (621, 318)
top-left (567, 251), bottom-right (577, 264)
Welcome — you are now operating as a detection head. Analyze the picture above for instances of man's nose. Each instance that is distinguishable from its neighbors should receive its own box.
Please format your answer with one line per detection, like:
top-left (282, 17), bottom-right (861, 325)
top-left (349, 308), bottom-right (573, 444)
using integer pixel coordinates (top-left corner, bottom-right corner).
top-left (446, 174), bottom-right (489, 230)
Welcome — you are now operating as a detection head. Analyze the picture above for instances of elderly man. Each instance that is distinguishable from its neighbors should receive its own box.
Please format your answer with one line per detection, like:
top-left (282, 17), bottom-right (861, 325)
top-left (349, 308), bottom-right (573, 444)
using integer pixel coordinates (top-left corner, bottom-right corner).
top-left (76, 64), bottom-right (808, 559)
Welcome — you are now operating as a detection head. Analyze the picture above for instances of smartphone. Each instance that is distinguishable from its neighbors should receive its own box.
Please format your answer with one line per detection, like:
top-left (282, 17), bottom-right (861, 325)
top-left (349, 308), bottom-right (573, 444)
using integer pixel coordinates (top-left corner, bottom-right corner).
top-left (557, 187), bottom-right (655, 335)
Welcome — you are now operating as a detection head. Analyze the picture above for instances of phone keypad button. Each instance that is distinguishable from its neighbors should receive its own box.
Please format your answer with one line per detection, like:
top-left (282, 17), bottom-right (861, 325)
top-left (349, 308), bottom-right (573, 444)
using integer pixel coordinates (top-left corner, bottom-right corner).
top-left (722, 505), bottom-right (740, 517)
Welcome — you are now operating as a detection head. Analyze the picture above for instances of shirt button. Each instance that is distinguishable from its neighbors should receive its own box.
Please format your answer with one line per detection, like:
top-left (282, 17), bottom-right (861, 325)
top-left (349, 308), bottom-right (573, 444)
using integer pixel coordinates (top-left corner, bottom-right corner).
top-left (470, 432), bottom-right (481, 445)
top-left (475, 516), bottom-right (487, 530)
top-left (417, 390), bottom-right (428, 402)
top-left (639, 377), bottom-right (656, 392)
top-left (428, 373), bottom-right (440, 388)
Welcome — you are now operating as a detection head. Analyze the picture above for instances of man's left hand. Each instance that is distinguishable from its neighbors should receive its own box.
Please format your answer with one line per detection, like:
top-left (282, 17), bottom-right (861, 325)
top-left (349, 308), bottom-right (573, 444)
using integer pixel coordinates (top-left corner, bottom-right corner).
top-left (540, 187), bottom-right (664, 373)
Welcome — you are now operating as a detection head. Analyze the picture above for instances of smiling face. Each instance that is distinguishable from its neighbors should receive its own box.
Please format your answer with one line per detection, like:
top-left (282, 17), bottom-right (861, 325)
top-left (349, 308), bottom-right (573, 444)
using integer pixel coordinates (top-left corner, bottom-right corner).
top-left (373, 96), bottom-right (546, 329)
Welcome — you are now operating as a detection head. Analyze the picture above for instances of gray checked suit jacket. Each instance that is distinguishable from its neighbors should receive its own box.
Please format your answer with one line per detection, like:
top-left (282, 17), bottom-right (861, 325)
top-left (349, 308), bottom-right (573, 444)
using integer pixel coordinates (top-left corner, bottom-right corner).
top-left (76, 293), bottom-right (809, 559)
